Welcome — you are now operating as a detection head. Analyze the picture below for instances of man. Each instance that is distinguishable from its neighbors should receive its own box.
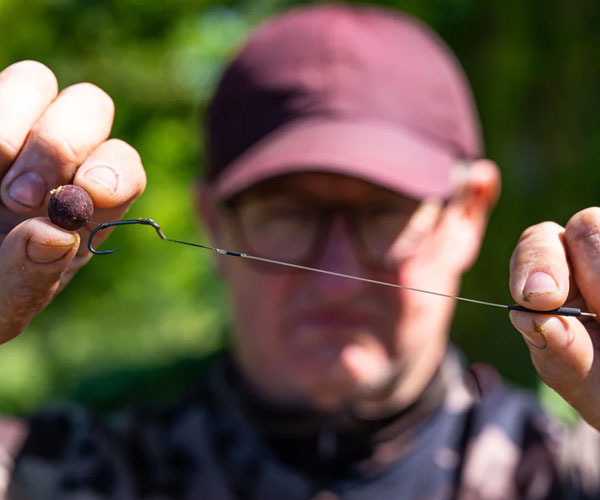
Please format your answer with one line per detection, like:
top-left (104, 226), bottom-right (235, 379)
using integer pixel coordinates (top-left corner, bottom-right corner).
top-left (0, 3), bottom-right (599, 499)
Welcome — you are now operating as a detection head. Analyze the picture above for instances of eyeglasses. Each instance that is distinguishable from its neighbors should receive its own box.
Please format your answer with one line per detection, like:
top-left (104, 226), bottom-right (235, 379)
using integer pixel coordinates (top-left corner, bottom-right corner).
top-left (223, 190), bottom-right (443, 270)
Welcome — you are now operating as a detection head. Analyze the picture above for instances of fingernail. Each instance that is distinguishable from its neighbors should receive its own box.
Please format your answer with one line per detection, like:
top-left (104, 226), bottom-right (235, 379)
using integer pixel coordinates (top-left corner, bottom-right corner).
top-left (84, 166), bottom-right (118, 192)
top-left (26, 235), bottom-right (78, 264)
top-left (523, 271), bottom-right (558, 299)
top-left (511, 312), bottom-right (547, 349)
top-left (7, 172), bottom-right (47, 208)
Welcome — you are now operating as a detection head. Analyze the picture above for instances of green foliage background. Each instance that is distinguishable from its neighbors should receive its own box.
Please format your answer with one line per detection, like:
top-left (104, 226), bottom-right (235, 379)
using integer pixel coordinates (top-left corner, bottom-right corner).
top-left (0, 0), bottom-right (598, 419)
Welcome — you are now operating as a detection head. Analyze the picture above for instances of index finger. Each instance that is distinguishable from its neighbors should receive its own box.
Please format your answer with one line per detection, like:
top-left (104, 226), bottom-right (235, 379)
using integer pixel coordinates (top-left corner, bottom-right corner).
top-left (1, 81), bottom-right (114, 213)
top-left (0, 61), bottom-right (58, 172)
top-left (509, 221), bottom-right (570, 310)
top-left (564, 207), bottom-right (600, 315)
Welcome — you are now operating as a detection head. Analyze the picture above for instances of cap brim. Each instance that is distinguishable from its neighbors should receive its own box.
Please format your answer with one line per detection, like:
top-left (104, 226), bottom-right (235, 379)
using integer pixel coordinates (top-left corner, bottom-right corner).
top-left (212, 116), bottom-right (462, 200)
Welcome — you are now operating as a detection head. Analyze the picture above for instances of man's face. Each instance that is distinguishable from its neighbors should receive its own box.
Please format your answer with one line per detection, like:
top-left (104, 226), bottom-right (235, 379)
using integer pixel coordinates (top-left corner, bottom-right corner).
top-left (210, 173), bottom-right (469, 412)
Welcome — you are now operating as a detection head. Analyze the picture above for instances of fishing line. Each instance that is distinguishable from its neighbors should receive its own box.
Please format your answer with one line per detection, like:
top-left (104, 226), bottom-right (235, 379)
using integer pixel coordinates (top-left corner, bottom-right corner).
top-left (87, 218), bottom-right (596, 319)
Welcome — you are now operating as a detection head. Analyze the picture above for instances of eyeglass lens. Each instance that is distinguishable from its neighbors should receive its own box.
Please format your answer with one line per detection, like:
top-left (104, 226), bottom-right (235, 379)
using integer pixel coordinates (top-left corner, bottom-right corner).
top-left (234, 194), bottom-right (425, 266)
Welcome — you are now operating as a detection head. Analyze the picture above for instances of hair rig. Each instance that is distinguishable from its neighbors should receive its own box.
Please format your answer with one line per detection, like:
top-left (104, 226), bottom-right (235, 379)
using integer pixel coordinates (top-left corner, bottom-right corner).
top-left (88, 218), bottom-right (596, 319)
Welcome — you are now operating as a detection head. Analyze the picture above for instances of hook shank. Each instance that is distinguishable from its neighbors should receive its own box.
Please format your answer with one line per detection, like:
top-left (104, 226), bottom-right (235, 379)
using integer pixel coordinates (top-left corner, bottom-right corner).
top-left (88, 218), bottom-right (165, 255)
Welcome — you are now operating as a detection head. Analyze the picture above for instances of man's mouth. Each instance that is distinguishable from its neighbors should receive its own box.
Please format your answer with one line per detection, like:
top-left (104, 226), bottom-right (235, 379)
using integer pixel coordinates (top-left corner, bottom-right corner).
top-left (283, 310), bottom-right (379, 352)
top-left (290, 309), bottom-right (375, 331)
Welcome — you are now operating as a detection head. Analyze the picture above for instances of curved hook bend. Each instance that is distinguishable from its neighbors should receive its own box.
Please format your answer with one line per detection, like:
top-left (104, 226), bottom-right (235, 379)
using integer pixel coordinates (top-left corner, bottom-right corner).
top-left (88, 218), bottom-right (166, 255)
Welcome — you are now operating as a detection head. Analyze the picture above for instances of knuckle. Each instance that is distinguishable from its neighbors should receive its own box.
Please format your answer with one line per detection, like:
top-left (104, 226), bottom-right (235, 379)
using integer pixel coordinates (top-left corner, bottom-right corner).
top-left (510, 244), bottom-right (545, 273)
top-left (64, 82), bottom-right (114, 115)
top-left (33, 124), bottom-right (80, 164)
top-left (508, 247), bottom-right (521, 271)
top-left (135, 164), bottom-right (147, 194)
top-left (104, 138), bottom-right (146, 194)
top-left (106, 138), bottom-right (142, 163)
top-left (0, 135), bottom-right (21, 160)
top-left (511, 221), bottom-right (567, 283)
top-left (566, 207), bottom-right (600, 242)
top-left (0, 278), bottom-right (59, 338)
top-left (16, 266), bottom-right (60, 297)
top-left (565, 208), bottom-right (600, 262)
top-left (518, 221), bottom-right (563, 244)
top-left (2, 60), bottom-right (58, 94)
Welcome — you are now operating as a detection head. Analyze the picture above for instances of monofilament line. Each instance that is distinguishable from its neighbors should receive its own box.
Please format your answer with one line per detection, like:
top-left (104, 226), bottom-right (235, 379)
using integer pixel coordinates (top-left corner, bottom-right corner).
top-left (232, 253), bottom-right (595, 318)
top-left (155, 234), bottom-right (505, 307)
top-left (242, 253), bottom-right (508, 309)
top-left (87, 218), bottom-right (596, 318)
top-left (162, 240), bottom-right (592, 317)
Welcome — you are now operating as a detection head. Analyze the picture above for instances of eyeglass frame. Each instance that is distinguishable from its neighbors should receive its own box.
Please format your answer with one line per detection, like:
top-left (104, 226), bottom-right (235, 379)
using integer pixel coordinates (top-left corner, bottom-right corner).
top-left (218, 186), bottom-right (447, 271)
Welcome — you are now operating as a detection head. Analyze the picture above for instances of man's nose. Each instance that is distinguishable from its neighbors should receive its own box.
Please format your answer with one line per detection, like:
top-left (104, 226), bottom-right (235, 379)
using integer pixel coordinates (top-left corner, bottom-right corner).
top-left (310, 214), bottom-right (363, 299)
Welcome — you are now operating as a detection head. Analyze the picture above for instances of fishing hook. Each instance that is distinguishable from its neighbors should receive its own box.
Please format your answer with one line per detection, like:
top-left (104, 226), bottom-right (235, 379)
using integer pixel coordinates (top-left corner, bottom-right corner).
top-left (88, 218), bottom-right (220, 255)
top-left (87, 218), bottom-right (596, 319)
top-left (89, 219), bottom-right (165, 255)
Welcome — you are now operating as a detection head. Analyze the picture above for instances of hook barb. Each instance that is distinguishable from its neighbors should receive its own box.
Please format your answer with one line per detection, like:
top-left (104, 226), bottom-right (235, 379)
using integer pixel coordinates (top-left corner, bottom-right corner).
top-left (88, 218), bottom-right (166, 255)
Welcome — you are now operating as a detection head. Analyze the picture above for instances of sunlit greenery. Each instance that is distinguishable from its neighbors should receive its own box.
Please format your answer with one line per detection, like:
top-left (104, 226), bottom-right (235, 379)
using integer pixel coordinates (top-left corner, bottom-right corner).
top-left (0, 0), bottom-right (598, 420)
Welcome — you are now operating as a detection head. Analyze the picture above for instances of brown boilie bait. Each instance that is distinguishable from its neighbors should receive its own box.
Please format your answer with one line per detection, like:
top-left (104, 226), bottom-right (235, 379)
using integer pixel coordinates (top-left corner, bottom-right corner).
top-left (47, 184), bottom-right (94, 231)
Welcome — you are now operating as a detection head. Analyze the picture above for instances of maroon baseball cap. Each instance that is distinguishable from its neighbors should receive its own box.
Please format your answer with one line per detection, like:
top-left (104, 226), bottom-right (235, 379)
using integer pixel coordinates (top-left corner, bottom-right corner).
top-left (205, 4), bottom-right (482, 200)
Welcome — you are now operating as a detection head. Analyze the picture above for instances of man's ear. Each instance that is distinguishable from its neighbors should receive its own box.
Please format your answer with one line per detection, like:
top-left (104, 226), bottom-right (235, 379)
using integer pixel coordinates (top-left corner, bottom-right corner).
top-left (195, 180), bottom-right (221, 245)
top-left (436, 159), bottom-right (501, 273)
top-left (455, 159), bottom-right (501, 218)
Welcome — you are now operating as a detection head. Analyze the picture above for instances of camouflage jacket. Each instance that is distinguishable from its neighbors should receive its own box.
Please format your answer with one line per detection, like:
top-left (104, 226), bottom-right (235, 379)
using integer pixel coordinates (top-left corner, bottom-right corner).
top-left (1, 349), bottom-right (600, 500)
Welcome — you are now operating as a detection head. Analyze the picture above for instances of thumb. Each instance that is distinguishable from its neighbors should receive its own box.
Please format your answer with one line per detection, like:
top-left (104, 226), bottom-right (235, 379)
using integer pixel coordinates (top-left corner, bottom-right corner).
top-left (510, 310), bottom-right (600, 430)
top-left (0, 217), bottom-right (79, 343)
